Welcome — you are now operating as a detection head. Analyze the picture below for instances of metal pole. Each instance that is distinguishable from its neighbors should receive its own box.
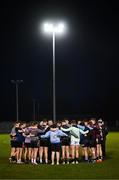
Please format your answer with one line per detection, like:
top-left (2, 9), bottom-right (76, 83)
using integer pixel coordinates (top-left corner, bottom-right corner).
top-left (16, 82), bottom-right (19, 122)
top-left (11, 80), bottom-right (23, 122)
top-left (38, 102), bottom-right (40, 121)
top-left (33, 99), bottom-right (36, 121)
top-left (53, 31), bottom-right (56, 123)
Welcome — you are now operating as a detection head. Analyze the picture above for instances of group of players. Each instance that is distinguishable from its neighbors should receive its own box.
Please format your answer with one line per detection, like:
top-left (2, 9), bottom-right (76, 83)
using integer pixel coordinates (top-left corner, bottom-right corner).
top-left (10, 118), bottom-right (108, 165)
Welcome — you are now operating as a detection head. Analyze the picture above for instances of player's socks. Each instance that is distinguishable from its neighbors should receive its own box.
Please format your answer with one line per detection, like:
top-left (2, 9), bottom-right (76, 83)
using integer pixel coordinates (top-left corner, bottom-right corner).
top-left (71, 159), bottom-right (75, 164)
top-left (9, 157), bottom-right (12, 163)
top-left (40, 159), bottom-right (42, 163)
top-left (72, 161), bottom-right (75, 164)
top-left (75, 158), bottom-right (79, 164)
top-left (62, 159), bottom-right (65, 164)
top-left (12, 156), bottom-right (16, 161)
top-left (9, 156), bottom-right (16, 163)
top-left (31, 158), bottom-right (34, 163)
top-left (33, 159), bottom-right (38, 165)
top-left (45, 159), bottom-right (48, 164)
top-left (17, 159), bottom-right (23, 164)
top-left (96, 157), bottom-right (100, 162)
top-left (66, 159), bottom-right (69, 164)
top-left (92, 159), bottom-right (96, 163)
top-left (51, 161), bottom-right (54, 165)
top-left (98, 156), bottom-right (103, 162)
top-left (56, 162), bottom-right (59, 165)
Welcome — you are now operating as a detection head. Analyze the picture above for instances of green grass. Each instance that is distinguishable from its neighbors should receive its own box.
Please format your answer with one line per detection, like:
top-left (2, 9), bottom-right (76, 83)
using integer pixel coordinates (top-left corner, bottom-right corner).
top-left (0, 132), bottom-right (119, 179)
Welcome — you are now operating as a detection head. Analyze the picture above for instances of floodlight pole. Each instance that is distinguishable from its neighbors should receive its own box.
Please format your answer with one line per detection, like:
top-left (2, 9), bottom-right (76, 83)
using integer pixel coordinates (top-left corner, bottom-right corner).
top-left (53, 31), bottom-right (56, 123)
top-left (33, 99), bottom-right (36, 121)
top-left (38, 101), bottom-right (40, 121)
top-left (16, 82), bottom-right (19, 122)
top-left (11, 80), bottom-right (23, 122)
top-left (43, 22), bottom-right (65, 123)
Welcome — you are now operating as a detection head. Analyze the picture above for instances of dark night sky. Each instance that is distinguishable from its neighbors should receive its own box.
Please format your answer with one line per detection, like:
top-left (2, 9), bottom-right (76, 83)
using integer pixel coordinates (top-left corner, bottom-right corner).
top-left (1, 1), bottom-right (119, 122)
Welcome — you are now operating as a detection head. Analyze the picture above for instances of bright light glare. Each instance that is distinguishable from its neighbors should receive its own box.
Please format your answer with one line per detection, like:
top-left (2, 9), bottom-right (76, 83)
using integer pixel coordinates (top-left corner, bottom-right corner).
top-left (43, 22), bottom-right (65, 34)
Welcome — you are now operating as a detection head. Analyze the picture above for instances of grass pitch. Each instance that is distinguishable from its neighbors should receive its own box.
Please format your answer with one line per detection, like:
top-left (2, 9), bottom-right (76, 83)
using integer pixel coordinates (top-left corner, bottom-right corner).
top-left (0, 132), bottom-right (119, 179)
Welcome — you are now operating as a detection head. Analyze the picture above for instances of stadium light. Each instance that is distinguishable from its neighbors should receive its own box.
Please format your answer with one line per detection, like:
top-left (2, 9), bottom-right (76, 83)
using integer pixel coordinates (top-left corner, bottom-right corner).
top-left (43, 23), bottom-right (65, 34)
top-left (42, 21), bottom-right (66, 123)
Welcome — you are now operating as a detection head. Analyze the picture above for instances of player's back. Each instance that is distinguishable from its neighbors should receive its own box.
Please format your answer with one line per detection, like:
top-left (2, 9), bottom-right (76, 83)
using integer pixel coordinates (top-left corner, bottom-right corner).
top-left (70, 126), bottom-right (80, 141)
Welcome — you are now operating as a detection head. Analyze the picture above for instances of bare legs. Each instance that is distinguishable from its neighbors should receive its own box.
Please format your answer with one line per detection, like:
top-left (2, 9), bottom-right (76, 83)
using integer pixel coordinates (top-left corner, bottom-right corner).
top-left (70, 145), bottom-right (79, 163)
top-left (62, 146), bottom-right (69, 164)
top-left (31, 148), bottom-right (38, 164)
top-left (96, 144), bottom-right (102, 161)
top-left (16, 148), bottom-right (23, 163)
top-left (51, 151), bottom-right (60, 165)
top-left (83, 147), bottom-right (88, 161)
top-left (39, 147), bottom-right (48, 163)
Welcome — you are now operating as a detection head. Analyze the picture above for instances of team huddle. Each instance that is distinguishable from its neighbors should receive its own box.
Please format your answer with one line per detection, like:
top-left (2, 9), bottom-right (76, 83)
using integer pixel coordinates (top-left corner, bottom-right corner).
top-left (10, 118), bottom-right (108, 165)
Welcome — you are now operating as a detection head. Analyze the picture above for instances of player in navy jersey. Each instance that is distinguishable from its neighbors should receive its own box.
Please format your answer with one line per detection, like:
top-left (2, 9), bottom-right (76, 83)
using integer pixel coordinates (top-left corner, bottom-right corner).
top-left (80, 120), bottom-right (90, 162)
top-left (38, 120), bottom-right (49, 164)
top-left (15, 123), bottom-right (25, 163)
top-left (61, 120), bottom-right (70, 164)
top-left (9, 122), bottom-right (20, 163)
top-left (98, 119), bottom-right (108, 158)
top-left (96, 120), bottom-right (103, 162)
top-left (88, 119), bottom-right (97, 163)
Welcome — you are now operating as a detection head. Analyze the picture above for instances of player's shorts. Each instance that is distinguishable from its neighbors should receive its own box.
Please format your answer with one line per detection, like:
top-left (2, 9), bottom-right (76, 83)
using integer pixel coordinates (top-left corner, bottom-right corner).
top-left (10, 140), bottom-right (18, 148)
top-left (51, 143), bottom-right (61, 152)
top-left (16, 141), bottom-right (23, 148)
top-left (61, 137), bottom-right (70, 146)
top-left (70, 139), bottom-right (80, 146)
top-left (89, 139), bottom-right (96, 148)
top-left (81, 139), bottom-right (90, 147)
top-left (24, 143), bottom-right (32, 148)
top-left (31, 140), bottom-right (38, 148)
top-left (96, 138), bottom-right (102, 145)
top-left (80, 138), bottom-right (84, 145)
top-left (40, 139), bottom-right (49, 147)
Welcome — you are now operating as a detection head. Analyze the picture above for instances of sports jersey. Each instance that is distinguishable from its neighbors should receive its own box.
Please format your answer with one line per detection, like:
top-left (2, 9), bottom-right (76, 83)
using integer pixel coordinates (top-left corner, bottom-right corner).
top-left (41, 129), bottom-right (67, 144)
top-left (23, 128), bottom-right (31, 143)
top-left (15, 128), bottom-right (25, 142)
top-left (28, 127), bottom-right (39, 141)
top-left (61, 125), bottom-right (89, 143)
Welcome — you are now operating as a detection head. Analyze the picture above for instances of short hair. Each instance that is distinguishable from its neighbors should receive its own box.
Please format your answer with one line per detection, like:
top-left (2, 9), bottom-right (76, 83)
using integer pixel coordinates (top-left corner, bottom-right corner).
top-left (71, 120), bottom-right (76, 124)
top-left (50, 124), bottom-right (57, 129)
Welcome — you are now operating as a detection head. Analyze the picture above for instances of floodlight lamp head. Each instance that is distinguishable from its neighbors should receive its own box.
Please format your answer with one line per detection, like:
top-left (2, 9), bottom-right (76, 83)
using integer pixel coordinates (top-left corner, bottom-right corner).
top-left (43, 22), bottom-right (65, 34)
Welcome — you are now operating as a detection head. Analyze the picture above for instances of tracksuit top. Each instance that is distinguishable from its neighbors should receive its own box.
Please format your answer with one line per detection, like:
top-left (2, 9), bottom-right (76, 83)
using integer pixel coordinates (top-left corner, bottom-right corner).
top-left (61, 125), bottom-right (89, 142)
top-left (41, 129), bottom-right (67, 144)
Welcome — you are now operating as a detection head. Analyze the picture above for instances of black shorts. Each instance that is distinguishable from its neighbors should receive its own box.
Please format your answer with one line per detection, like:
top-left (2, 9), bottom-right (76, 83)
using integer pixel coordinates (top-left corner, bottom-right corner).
top-left (31, 141), bottom-right (38, 148)
top-left (24, 143), bottom-right (32, 148)
top-left (90, 139), bottom-right (96, 148)
top-left (96, 138), bottom-right (102, 145)
top-left (51, 143), bottom-right (61, 152)
top-left (16, 141), bottom-right (23, 148)
top-left (40, 139), bottom-right (49, 147)
top-left (80, 138), bottom-right (84, 145)
top-left (61, 137), bottom-right (70, 146)
top-left (81, 139), bottom-right (90, 147)
top-left (10, 140), bottom-right (18, 148)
